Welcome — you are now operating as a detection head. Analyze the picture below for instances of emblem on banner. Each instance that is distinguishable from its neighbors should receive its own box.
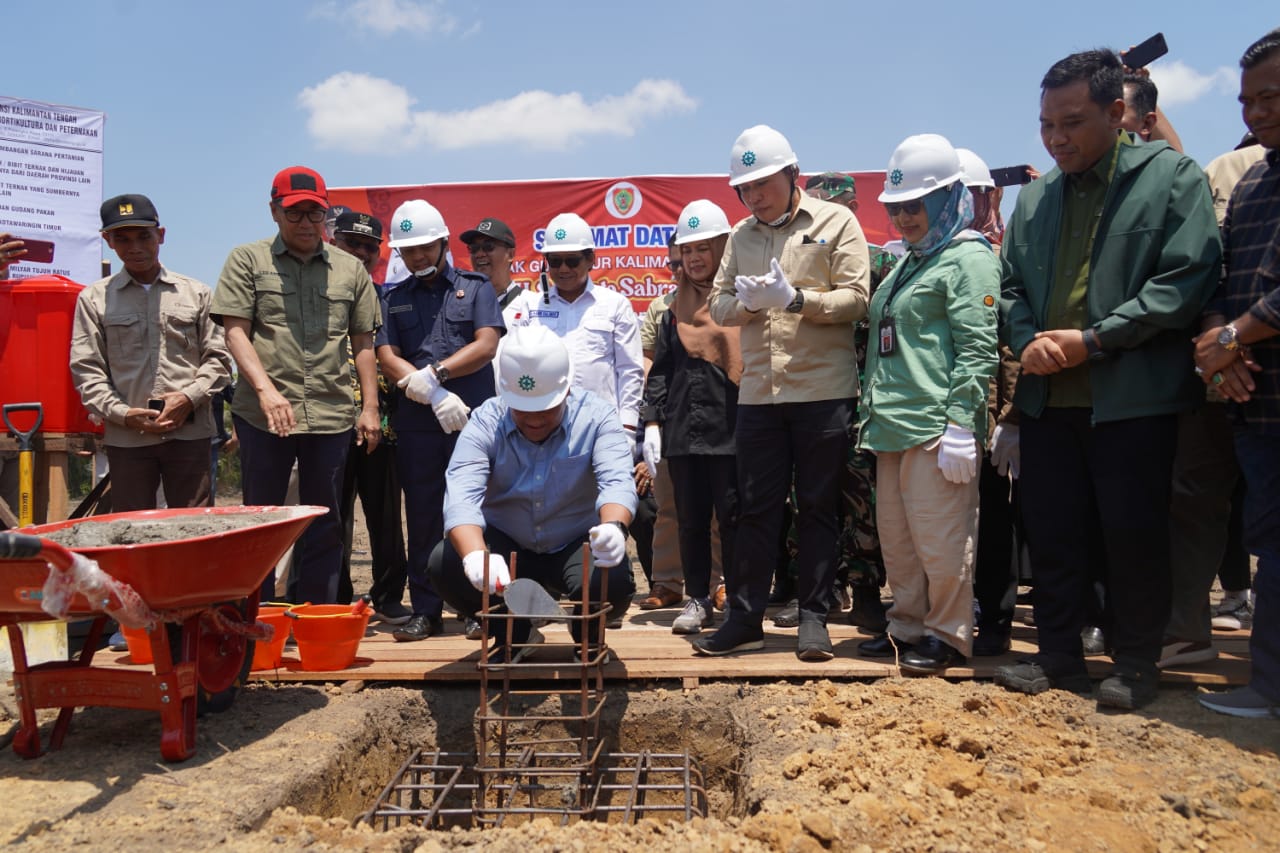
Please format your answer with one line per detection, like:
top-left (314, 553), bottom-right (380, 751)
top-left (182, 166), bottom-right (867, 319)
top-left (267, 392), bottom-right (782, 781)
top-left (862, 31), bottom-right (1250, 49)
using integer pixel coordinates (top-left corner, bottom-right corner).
top-left (604, 181), bottom-right (643, 220)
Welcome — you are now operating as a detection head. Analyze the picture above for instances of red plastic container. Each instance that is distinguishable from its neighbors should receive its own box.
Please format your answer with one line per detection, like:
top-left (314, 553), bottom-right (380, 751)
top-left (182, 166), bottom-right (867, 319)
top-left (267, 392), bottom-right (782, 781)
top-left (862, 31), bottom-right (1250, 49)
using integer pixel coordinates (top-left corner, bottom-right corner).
top-left (121, 624), bottom-right (154, 664)
top-left (289, 604), bottom-right (369, 671)
top-left (250, 606), bottom-right (292, 671)
top-left (0, 274), bottom-right (102, 435)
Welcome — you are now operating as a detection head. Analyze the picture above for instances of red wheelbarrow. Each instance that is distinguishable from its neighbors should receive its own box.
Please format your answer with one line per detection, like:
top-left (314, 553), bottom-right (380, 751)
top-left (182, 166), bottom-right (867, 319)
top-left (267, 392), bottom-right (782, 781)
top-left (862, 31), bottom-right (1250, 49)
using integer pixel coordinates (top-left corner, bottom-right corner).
top-left (0, 505), bottom-right (326, 762)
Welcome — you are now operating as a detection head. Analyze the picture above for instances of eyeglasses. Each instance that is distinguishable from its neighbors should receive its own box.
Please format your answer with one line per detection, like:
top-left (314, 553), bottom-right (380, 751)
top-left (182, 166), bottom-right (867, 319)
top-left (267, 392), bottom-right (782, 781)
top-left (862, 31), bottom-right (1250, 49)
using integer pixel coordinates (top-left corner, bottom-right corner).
top-left (667, 260), bottom-right (683, 271)
top-left (884, 200), bottom-right (924, 217)
top-left (281, 207), bottom-right (327, 223)
top-left (545, 255), bottom-right (585, 269)
top-left (468, 241), bottom-right (501, 253)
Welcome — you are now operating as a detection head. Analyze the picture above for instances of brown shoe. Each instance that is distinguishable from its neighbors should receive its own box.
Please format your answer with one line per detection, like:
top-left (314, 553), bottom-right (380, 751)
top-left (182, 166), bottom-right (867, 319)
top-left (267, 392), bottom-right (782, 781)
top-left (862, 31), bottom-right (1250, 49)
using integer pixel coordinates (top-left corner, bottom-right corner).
top-left (638, 588), bottom-right (681, 610)
top-left (711, 584), bottom-right (727, 612)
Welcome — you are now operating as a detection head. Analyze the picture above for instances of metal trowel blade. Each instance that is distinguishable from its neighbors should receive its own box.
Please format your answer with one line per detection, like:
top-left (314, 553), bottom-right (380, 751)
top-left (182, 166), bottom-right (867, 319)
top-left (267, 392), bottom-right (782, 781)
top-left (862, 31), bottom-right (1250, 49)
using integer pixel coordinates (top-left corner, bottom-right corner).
top-left (502, 578), bottom-right (564, 619)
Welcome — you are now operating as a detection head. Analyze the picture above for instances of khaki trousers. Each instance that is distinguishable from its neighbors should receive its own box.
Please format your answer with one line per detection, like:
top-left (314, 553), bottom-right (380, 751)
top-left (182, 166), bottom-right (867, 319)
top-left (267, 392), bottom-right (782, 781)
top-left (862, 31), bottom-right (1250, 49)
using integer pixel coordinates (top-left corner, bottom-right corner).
top-left (876, 441), bottom-right (979, 656)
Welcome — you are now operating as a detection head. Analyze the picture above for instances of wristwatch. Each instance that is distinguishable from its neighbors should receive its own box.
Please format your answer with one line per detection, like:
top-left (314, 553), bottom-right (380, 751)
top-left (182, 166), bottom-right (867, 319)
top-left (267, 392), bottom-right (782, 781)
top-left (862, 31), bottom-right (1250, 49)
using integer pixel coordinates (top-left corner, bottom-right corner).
top-left (604, 519), bottom-right (629, 538)
top-left (431, 361), bottom-right (451, 382)
top-left (785, 290), bottom-right (805, 313)
top-left (1082, 327), bottom-right (1105, 361)
top-left (1217, 323), bottom-right (1240, 352)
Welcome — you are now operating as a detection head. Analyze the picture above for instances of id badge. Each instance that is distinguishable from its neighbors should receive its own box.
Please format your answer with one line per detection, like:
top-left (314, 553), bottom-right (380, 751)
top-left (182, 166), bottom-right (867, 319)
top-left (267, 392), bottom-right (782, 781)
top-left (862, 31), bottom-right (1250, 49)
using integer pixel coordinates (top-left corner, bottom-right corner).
top-left (878, 317), bottom-right (897, 356)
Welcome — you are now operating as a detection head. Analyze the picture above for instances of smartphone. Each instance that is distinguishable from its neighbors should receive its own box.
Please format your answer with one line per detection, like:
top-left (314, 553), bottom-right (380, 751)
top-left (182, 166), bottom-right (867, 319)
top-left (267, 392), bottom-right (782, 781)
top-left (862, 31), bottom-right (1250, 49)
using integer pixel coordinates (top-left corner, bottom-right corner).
top-left (13, 237), bottom-right (54, 264)
top-left (148, 398), bottom-right (195, 423)
top-left (991, 165), bottom-right (1033, 188)
top-left (1122, 33), bottom-right (1168, 69)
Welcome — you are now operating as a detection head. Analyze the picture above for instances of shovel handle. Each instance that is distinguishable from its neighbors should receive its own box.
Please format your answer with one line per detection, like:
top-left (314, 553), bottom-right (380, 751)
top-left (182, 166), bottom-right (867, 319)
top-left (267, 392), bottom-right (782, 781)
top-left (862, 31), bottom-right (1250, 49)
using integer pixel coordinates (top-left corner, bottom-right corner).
top-left (2, 403), bottom-right (43, 450)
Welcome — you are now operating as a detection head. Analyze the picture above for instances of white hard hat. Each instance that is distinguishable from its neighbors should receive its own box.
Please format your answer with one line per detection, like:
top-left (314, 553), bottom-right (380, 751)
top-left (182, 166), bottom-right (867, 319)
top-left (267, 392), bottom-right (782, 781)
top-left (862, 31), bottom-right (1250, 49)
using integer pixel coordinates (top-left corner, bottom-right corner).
top-left (388, 199), bottom-right (448, 248)
top-left (674, 199), bottom-right (732, 245)
top-left (497, 326), bottom-right (574, 412)
top-left (542, 212), bottom-right (595, 252)
top-left (878, 134), bottom-right (964, 203)
top-left (956, 148), bottom-right (995, 189)
top-left (728, 125), bottom-right (798, 187)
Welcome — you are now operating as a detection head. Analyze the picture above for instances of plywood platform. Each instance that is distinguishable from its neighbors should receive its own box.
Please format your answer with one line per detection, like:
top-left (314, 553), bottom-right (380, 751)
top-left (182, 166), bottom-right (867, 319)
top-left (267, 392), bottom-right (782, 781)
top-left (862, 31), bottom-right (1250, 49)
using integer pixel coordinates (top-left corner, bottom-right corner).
top-left (94, 604), bottom-right (1254, 688)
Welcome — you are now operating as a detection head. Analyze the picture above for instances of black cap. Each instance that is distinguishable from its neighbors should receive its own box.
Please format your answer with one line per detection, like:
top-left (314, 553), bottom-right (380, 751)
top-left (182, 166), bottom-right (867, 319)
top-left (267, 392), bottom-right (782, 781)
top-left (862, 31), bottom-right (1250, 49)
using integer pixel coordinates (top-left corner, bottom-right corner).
top-left (333, 210), bottom-right (384, 242)
top-left (100, 194), bottom-right (160, 231)
top-left (459, 217), bottom-right (516, 248)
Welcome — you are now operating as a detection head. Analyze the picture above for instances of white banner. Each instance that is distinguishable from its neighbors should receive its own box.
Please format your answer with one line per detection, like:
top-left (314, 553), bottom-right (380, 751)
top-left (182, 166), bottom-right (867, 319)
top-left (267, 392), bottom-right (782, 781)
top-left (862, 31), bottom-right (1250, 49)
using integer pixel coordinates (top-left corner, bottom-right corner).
top-left (0, 96), bottom-right (104, 283)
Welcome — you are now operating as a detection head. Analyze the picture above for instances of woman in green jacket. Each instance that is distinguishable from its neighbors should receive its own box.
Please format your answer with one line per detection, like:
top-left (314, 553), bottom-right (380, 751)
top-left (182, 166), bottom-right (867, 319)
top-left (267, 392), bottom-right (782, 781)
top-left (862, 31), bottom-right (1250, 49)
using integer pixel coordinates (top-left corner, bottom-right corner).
top-left (856, 134), bottom-right (1000, 675)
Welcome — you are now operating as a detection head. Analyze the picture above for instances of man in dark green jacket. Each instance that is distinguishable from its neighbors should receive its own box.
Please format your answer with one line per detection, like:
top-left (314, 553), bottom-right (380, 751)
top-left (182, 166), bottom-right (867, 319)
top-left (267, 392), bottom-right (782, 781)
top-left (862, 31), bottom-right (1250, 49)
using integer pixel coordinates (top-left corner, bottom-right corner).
top-left (995, 49), bottom-right (1220, 710)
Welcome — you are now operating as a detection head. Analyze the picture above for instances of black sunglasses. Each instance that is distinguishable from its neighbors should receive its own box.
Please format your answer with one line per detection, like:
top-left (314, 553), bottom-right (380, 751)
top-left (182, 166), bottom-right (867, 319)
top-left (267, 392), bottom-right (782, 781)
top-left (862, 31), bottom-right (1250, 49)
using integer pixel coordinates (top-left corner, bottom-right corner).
top-left (545, 255), bottom-right (585, 269)
top-left (468, 240), bottom-right (502, 253)
top-left (667, 259), bottom-right (683, 271)
top-left (884, 200), bottom-right (924, 217)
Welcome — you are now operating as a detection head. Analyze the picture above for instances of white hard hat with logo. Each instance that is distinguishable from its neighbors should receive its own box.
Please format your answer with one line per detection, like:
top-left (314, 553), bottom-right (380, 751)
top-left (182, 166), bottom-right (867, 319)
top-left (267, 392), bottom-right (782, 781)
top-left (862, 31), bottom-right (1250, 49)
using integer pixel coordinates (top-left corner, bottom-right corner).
top-left (674, 199), bottom-right (732, 245)
top-left (956, 148), bottom-right (995, 189)
top-left (879, 134), bottom-right (964, 202)
top-left (497, 325), bottom-right (575, 412)
top-left (542, 212), bottom-right (595, 252)
top-left (728, 125), bottom-right (798, 187)
top-left (388, 199), bottom-right (449, 248)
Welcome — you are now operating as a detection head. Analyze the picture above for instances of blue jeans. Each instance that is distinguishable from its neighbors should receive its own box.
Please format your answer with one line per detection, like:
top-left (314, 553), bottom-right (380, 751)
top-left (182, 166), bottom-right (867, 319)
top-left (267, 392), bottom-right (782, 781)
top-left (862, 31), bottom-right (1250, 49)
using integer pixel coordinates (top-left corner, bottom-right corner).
top-left (1232, 427), bottom-right (1280, 702)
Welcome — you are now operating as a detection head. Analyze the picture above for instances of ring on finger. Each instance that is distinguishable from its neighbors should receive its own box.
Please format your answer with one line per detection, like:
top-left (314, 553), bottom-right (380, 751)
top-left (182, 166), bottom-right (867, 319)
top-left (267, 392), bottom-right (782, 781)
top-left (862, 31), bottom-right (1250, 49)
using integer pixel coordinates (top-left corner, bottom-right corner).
top-left (1212, 372), bottom-right (1225, 386)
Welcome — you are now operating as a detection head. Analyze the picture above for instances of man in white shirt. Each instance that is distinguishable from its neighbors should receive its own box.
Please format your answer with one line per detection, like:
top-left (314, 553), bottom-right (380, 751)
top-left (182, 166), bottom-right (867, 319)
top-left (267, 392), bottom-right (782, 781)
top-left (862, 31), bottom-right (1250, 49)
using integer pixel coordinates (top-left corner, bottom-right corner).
top-left (506, 212), bottom-right (643, 434)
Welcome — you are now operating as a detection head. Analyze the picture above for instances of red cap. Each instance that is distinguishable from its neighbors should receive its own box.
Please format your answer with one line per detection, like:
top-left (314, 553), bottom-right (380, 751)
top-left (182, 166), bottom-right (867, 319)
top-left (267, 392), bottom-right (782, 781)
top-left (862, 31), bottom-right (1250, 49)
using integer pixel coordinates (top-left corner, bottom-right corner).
top-left (270, 166), bottom-right (329, 208)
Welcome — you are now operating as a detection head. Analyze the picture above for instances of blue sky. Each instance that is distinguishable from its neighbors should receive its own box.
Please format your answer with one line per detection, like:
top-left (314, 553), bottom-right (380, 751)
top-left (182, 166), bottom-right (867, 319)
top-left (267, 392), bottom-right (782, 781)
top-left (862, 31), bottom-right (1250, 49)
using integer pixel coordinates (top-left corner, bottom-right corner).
top-left (5, 0), bottom-right (1275, 286)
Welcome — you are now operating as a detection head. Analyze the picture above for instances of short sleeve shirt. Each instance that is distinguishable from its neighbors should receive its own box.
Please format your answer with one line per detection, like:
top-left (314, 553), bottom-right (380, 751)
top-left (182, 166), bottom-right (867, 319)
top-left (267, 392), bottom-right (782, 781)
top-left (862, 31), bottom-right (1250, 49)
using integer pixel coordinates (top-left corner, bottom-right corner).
top-left (211, 235), bottom-right (380, 434)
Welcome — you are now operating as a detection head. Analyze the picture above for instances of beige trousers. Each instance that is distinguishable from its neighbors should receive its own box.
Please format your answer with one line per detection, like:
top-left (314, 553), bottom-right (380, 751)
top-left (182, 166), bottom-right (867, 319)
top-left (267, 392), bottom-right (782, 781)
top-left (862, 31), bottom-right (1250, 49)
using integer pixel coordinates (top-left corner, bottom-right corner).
top-left (875, 441), bottom-right (979, 656)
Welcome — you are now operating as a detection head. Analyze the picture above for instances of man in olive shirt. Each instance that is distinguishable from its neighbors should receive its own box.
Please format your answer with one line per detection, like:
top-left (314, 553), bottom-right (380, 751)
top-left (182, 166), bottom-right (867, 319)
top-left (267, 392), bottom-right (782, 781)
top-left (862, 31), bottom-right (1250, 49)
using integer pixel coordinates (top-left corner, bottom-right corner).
top-left (996, 51), bottom-right (1219, 709)
top-left (211, 166), bottom-right (382, 605)
top-left (698, 125), bottom-right (871, 661)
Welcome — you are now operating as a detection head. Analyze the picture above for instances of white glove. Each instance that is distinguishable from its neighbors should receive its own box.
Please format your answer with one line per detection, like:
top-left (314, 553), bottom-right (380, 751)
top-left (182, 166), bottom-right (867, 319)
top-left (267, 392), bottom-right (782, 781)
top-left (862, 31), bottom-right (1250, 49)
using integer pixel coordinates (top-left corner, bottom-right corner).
top-left (588, 523), bottom-right (628, 567)
top-left (754, 257), bottom-right (797, 310)
top-left (397, 365), bottom-right (440, 405)
top-left (429, 386), bottom-right (470, 433)
top-left (936, 423), bottom-right (978, 485)
top-left (734, 274), bottom-right (766, 311)
top-left (642, 424), bottom-right (662, 478)
top-left (463, 550), bottom-right (510, 594)
top-left (989, 424), bottom-right (1021, 479)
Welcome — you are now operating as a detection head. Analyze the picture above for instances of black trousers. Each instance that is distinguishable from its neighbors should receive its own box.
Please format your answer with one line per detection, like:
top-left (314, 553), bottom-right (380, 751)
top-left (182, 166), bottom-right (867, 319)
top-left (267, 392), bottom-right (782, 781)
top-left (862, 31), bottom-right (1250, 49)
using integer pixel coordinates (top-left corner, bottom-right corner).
top-left (974, 453), bottom-right (1016, 634)
top-left (668, 454), bottom-right (739, 601)
top-left (396, 429), bottom-right (457, 618)
top-left (338, 439), bottom-right (407, 609)
top-left (427, 526), bottom-right (635, 643)
top-left (730, 399), bottom-right (852, 626)
top-left (1020, 408), bottom-right (1177, 670)
top-left (235, 416), bottom-right (350, 605)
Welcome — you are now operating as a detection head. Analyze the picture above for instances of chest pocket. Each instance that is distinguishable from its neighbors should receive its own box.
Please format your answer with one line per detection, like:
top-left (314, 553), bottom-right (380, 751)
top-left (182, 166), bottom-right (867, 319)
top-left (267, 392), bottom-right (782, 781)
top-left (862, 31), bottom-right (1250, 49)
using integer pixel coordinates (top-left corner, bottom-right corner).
top-left (322, 283), bottom-right (354, 336)
top-left (162, 305), bottom-right (199, 353)
top-left (893, 278), bottom-right (945, 329)
top-left (253, 276), bottom-right (289, 326)
top-left (105, 312), bottom-right (145, 362)
top-left (548, 452), bottom-right (592, 496)
top-left (434, 288), bottom-right (477, 353)
top-left (578, 313), bottom-right (615, 356)
top-left (785, 242), bottom-right (833, 290)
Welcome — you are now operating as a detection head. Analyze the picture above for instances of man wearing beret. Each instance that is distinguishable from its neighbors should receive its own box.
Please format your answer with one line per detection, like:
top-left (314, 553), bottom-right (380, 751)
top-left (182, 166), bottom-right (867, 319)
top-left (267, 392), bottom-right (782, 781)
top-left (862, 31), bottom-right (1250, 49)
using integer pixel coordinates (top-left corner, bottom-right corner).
top-left (70, 194), bottom-right (232, 511)
top-left (212, 167), bottom-right (382, 605)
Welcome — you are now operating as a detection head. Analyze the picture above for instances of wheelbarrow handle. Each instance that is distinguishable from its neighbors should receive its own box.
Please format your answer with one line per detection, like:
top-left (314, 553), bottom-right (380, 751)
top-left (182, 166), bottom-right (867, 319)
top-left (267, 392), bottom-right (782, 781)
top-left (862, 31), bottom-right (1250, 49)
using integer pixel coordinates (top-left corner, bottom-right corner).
top-left (0, 532), bottom-right (75, 569)
top-left (2, 402), bottom-right (44, 450)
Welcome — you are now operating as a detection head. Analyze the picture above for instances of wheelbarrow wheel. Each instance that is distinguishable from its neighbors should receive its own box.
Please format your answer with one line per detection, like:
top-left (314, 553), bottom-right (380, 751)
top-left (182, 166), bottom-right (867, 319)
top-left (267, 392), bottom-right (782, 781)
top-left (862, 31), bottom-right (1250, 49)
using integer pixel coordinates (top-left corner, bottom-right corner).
top-left (196, 600), bottom-right (255, 715)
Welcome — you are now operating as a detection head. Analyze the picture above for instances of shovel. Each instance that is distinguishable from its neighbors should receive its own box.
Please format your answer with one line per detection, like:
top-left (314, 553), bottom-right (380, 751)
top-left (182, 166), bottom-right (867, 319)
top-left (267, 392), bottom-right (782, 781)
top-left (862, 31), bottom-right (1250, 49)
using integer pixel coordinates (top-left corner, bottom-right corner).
top-left (501, 578), bottom-right (564, 621)
top-left (2, 403), bottom-right (43, 526)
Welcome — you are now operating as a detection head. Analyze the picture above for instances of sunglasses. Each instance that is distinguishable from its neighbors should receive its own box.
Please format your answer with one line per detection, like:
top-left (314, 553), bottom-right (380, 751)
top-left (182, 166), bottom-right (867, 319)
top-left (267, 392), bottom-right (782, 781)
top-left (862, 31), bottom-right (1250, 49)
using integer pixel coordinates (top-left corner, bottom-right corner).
top-left (468, 240), bottom-right (503, 253)
top-left (545, 255), bottom-right (585, 269)
top-left (281, 207), bottom-right (327, 223)
top-left (884, 200), bottom-right (924, 217)
top-left (667, 259), bottom-right (683, 271)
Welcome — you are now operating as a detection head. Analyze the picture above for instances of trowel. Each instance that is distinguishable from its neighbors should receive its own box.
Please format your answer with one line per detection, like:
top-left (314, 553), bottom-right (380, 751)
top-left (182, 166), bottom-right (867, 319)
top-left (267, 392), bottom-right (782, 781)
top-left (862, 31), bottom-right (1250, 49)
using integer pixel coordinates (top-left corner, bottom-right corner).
top-left (501, 578), bottom-right (565, 620)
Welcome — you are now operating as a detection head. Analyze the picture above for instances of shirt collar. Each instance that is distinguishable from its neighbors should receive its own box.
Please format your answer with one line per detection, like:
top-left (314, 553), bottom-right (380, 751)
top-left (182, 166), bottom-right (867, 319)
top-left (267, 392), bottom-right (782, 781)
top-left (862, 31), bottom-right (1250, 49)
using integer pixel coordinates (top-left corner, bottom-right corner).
top-left (271, 233), bottom-right (331, 265)
top-left (107, 264), bottom-right (174, 290)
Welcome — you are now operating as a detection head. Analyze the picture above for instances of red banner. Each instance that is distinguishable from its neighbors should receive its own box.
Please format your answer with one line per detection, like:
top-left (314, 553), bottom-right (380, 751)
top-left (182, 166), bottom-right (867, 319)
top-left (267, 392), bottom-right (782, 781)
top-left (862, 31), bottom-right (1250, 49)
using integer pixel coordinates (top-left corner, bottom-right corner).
top-left (330, 173), bottom-right (891, 313)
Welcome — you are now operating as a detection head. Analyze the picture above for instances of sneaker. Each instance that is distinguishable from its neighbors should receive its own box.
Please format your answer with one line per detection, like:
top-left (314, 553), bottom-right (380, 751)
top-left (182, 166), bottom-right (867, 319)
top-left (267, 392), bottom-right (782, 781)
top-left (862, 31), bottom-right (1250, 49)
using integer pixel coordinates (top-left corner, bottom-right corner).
top-left (486, 627), bottom-right (544, 665)
top-left (772, 599), bottom-right (800, 628)
top-left (796, 620), bottom-right (834, 662)
top-left (672, 598), bottom-right (714, 635)
top-left (1097, 661), bottom-right (1160, 710)
top-left (373, 601), bottom-right (412, 626)
top-left (1158, 638), bottom-right (1218, 669)
top-left (692, 621), bottom-right (765, 656)
top-left (108, 630), bottom-right (128, 652)
top-left (463, 615), bottom-right (483, 641)
top-left (392, 614), bottom-right (443, 642)
top-left (1199, 686), bottom-right (1280, 719)
top-left (1211, 592), bottom-right (1254, 631)
top-left (994, 658), bottom-right (1092, 696)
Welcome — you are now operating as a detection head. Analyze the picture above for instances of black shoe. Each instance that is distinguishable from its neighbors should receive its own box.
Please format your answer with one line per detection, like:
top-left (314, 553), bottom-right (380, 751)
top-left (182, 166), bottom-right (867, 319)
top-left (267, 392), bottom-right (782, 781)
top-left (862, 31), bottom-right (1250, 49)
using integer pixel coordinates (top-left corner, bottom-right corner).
top-left (848, 589), bottom-right (889, 635)
top-left (372, 600), bottom-right (412, 625)
top-left (463, 615), bottom-right (483, 641)
top-left (392, 614), bottom-right (443, 642)
top-left (994, 657), bottom-right (1092, 696)
top-left (1097, 660), bottom-right (1160, 710)
top-left (797, 619), bottom-right (834, 662)
top-left (1081, 626), bottom-right (1106, 657)
top-left (899, 636), bottom-right (965, 675)
top-left (692, 620), bottom-right (765, 656)
top-left (973, 628), bottom-right (1012, 657)
top-left (857, 634), bottom-right (913, 658)
top-left (772, 599), bottom-right (800, 628)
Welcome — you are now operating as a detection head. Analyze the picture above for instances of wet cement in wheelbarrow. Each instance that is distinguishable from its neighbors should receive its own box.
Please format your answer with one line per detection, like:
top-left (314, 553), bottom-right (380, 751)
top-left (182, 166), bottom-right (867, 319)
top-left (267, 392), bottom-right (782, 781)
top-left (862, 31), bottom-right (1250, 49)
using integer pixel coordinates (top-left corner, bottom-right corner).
top-left (39, 512), bottom-right (289, 548)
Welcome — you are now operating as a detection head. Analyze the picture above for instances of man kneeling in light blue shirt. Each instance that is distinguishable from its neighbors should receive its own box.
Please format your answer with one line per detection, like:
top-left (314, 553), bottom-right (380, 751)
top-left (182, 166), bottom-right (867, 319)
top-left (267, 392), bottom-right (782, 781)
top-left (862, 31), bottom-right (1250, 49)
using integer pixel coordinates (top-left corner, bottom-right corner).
top-left (428, 325), bottom-right (637, 660)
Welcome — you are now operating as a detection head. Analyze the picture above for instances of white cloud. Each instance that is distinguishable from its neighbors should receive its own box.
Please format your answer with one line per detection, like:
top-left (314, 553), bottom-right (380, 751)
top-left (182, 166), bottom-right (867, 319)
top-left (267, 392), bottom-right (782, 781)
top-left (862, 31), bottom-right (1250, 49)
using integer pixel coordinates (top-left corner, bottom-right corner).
top-left (312, 0), bottom-right (458, 36)
top-left (298, 75), bottom-right (697, 153)
top-left (1148, 60), bottom-right (1237, 107)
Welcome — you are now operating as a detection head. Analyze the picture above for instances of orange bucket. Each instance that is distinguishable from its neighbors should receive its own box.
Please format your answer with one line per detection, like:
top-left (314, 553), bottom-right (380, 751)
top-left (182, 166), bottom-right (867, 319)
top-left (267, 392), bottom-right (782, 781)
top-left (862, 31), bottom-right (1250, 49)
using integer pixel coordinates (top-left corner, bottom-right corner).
top-left (121, 624), bottom-right (154, 664)
top-left (288, 604), bottom-right (369, 671)
top-left (250, 606), bottom-right (293, 671)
